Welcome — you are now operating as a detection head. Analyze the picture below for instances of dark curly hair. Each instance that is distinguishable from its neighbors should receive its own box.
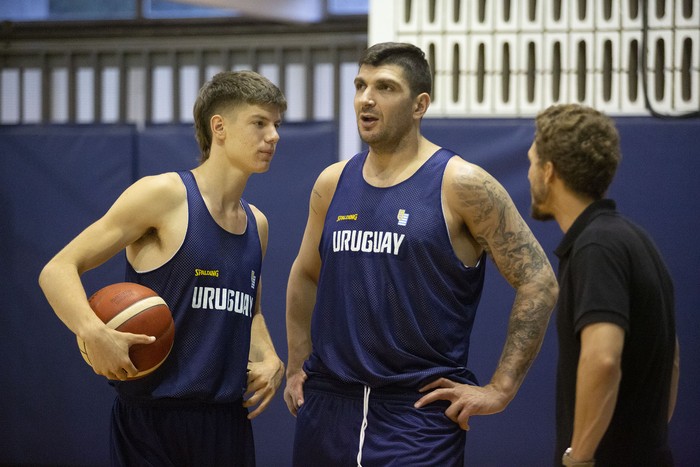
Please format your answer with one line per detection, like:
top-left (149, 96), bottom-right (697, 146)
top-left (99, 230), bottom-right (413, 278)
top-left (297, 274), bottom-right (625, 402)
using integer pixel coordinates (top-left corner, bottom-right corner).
top-left (535, 104), bottom-right (621, 200)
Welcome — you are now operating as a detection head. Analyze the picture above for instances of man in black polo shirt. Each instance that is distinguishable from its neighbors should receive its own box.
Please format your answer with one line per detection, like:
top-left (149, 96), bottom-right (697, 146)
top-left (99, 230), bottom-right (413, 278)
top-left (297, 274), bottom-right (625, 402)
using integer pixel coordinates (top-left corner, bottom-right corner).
top-left (527, 103), bottom-right (679, 466)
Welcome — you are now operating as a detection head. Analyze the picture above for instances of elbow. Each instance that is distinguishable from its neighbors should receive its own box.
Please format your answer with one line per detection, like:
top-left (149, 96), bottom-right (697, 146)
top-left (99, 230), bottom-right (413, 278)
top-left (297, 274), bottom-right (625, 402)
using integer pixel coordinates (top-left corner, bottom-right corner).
top-left (540, 272), bottom-right (559, 310)
top-left (581, 351), bottom-right (622, 382)
top-left (545, 271), bottom-right (559, 306)
top-left (37, 261), bottom-right (55, 292)
top-left (545, 268), bottom-right (559, 294)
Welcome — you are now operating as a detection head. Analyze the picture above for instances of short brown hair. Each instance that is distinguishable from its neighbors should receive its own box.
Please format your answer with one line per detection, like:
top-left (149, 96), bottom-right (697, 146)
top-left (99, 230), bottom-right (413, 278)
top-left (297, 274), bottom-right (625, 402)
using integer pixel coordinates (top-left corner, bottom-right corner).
top-left (535, 103), bottom-right (621, 200)
top-left (193, 70), bottom-right (287, 162)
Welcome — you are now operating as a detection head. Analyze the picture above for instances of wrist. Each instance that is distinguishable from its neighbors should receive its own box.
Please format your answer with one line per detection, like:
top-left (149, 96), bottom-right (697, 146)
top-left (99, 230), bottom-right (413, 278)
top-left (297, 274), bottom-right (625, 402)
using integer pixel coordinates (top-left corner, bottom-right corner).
top-left (484, 380), bottom-right (515, 408)
top-left (562, 448), bottom-right (595, 467)
top-left (285, 365), bottom-right (302, 379)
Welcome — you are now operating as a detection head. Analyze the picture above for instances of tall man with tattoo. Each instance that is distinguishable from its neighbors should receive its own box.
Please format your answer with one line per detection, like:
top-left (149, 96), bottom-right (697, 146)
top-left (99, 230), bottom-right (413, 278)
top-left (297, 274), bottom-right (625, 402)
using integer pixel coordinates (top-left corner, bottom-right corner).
top-left (284, 42), bottom-right (559, 466)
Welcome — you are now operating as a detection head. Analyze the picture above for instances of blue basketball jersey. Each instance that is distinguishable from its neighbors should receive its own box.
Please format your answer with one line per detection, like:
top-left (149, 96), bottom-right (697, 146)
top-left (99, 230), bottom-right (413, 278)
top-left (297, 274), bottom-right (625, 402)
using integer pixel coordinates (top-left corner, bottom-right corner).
top-left (113, 171), bottom-right (262, 403)
top-left (305, 148), bottom-right (486, 389)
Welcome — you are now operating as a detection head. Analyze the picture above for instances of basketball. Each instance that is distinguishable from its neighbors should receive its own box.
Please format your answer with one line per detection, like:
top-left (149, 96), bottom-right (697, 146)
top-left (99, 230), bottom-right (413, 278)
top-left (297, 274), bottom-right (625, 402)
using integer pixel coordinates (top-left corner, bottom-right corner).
top-left (77, 282), bottom-right (175, 380)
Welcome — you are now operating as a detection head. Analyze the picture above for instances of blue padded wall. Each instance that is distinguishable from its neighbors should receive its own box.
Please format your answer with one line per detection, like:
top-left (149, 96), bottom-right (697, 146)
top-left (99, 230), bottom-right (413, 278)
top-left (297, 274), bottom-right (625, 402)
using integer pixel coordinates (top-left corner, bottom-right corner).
top-left (1, 118), bottom-right (698, 466)
top-left (0, 125), bottom-right (137, 466)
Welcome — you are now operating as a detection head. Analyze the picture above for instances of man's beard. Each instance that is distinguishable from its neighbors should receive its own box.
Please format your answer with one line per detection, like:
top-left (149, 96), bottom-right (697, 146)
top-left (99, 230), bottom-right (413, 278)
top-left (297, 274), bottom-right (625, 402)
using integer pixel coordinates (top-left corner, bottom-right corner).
top-left (530, 203), bottom-right (554, 221)
top-left (530, 184), bottom-right (554, 221)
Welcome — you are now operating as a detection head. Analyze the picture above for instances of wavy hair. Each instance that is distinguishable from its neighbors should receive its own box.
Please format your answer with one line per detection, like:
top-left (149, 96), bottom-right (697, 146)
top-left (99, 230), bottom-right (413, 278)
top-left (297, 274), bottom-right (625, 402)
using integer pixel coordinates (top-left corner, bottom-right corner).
top-left (535, 103), bottom-right (621, 200)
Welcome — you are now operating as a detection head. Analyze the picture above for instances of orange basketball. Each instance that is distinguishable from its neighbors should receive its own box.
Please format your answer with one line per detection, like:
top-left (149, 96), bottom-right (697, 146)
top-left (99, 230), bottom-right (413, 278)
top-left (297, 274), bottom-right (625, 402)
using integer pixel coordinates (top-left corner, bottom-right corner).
top-left (77, 282), bottom-right (175, 380)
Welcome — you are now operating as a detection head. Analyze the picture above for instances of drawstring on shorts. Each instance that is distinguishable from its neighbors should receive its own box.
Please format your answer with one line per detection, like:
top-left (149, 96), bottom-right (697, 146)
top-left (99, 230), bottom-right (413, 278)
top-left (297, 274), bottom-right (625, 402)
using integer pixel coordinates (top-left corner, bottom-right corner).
top-left (356, 385), bottom-right (371, 467)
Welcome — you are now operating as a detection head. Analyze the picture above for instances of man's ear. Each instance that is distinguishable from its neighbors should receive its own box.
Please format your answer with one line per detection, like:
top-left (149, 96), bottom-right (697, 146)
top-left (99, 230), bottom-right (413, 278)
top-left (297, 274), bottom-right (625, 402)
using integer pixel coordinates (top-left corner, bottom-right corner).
top-left (543, 161), bottom-right (555, 184)
top-left (414, 93), bottom-right (431, 119)
top-left (211, 115), bottom-right (224, 138)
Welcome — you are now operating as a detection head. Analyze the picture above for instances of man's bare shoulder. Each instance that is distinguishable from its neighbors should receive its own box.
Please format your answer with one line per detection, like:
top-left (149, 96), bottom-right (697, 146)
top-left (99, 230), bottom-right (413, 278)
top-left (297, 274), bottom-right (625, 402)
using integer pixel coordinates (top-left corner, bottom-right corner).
top-left (305, 160), bottom-right (349, 219)
top-left (317, 160), bottom-right (349, 183)
top-left (313, 160), bottom-right (349, 196)
top-left (127, 172), bottom-right (186, 207)
top-left (443, 156), bottom-right (513, 224)
top-left (444, 155), bottom-right (494, 184)
top-left (136, 171), bottom-right (185, 191)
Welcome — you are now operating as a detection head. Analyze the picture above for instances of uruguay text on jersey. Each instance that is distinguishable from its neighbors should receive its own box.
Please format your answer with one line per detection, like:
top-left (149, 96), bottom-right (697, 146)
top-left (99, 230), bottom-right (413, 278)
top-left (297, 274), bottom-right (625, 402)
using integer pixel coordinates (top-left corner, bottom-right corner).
top-left (191, 286), bottom-right (254, 317)
top-left (332, 230), bottom-right (406, 255)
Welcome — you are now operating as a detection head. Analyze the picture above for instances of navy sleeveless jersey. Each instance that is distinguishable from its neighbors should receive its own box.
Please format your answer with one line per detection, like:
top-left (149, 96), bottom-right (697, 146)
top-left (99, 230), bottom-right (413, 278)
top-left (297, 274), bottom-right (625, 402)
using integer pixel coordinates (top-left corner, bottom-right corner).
top-left (304, 149), bottom-right (486, 389)
top-left (113, 171), bottom-right (262, 403)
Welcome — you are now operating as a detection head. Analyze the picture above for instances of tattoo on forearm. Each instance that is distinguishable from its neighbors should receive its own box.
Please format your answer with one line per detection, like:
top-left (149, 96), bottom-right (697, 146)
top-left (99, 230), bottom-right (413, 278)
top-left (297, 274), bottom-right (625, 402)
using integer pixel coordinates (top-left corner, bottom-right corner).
top-left (453, 170), bottom-right (557, 386)
top-left (498, 284), bottom-right (555, 383)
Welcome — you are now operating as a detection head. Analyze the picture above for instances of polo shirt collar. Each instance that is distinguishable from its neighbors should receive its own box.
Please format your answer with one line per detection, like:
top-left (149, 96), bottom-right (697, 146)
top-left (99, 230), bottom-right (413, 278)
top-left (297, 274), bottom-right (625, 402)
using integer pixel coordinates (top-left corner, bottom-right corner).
top-left (554, 199), bottom-right (617, 259)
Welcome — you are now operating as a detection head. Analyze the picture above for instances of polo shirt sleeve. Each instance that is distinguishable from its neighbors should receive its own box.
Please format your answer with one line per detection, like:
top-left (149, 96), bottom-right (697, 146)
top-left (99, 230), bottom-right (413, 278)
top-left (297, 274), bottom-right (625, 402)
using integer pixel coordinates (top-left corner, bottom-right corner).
top-left (570, 242), bottom-right (630, 335)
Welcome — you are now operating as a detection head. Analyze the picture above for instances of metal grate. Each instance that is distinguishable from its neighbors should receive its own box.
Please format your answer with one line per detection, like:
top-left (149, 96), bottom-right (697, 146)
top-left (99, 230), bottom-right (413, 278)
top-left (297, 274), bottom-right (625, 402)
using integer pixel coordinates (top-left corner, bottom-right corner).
top-left (0, 20), bottom-right (368, 126)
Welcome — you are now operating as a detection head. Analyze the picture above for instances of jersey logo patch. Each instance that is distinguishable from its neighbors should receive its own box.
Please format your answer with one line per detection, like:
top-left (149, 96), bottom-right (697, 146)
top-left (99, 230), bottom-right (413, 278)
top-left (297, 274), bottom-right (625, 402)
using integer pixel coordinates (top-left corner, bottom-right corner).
top-left (337, 213), bottom-right (358, 222)
top-left (397, 209), bottom-right (409, 226)
top-left (251, 270), bottom-right (257, 289)
top-left (194, 268), bottom-right (220, 278)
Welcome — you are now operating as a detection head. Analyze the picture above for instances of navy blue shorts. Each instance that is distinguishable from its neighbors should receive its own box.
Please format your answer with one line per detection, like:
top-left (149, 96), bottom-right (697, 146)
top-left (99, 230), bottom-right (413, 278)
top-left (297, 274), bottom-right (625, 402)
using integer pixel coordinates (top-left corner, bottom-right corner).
top-left (292, 375), bottom-right (466, 467)
top-left (110, 395), bottom-right (255, 467)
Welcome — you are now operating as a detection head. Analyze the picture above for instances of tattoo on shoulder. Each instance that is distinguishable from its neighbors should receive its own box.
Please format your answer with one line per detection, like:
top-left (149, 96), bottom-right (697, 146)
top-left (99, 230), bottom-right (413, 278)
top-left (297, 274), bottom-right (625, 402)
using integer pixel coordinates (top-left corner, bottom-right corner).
top-left (310, 189), bottom-right (322, 215)
top-left (452, 170), bottom-right (547, 285)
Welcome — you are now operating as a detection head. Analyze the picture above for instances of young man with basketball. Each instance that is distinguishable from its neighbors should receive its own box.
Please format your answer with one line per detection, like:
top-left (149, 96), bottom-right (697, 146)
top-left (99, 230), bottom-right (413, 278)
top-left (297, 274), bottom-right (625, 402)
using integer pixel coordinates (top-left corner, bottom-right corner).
top-left (39, 70), bottom-right (286, 466)
top-left (284, 42), bottom-right (559, 465)
top-left (527, 103), bottom-right (679, 466)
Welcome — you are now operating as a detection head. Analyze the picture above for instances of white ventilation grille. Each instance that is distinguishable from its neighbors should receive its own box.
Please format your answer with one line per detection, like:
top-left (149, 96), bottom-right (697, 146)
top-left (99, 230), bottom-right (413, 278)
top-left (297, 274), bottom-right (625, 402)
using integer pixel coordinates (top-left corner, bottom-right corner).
top-left (369, 0), bottom-right (700, 117)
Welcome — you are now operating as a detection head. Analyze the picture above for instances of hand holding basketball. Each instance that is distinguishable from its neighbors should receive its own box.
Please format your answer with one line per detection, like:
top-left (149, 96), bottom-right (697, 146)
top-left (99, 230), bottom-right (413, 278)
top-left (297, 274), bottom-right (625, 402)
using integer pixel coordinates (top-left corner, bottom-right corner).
top-left (77, 282), bottom-right (175, 381)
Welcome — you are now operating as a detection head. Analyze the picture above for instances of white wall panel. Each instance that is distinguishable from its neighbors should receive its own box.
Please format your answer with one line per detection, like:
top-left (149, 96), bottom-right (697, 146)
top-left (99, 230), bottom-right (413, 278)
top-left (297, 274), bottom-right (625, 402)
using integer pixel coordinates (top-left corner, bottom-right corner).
top-left (543, 0), bottom-right (570, 31)
top-left (593, 31), bottom-right (621, 113)
top-left (673, 29), bottom-right (700, 113)
top-left (518, 33), bottom-right (545, 114)
top-left (619, 31), bottom-right (647, 113)
top-left (444, 0), bottom-right (469, 33)
top-left (492, 33), bottom-right (518, 114)
top-left (595, 0), bottom-right (621, 31)
top-left (467, 33), bottom-right (495, 115)
top-left (674, 0), bottom-right (700, 28)
top-left (467, 0), bottom-right (494, 33)
top-left (568, 33), bottom-right (596, 106)
top-left (569, 0), bottom-right (595, 31)
top-left (646, 0), bottom-right (675, 29)
top-left (442, 34), bottom-right (469, 115)
top-left (645, 30), bottom-right (675, 113)
top-left (542, 33), bottom-right (569, 106)
top-left (494, 0), bottom-right (520, 32)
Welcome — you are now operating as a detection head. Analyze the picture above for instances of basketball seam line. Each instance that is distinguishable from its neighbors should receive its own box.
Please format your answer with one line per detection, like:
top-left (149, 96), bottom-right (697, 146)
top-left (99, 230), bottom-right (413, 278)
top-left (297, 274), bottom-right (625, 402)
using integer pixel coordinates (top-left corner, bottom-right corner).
top-left (105, 296), bottom-right (168, 330)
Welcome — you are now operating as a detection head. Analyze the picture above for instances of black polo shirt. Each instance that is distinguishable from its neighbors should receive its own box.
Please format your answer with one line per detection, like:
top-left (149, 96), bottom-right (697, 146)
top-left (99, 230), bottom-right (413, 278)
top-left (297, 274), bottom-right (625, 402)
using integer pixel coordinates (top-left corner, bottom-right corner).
top-left (553, 199), bottom-right (675, 466)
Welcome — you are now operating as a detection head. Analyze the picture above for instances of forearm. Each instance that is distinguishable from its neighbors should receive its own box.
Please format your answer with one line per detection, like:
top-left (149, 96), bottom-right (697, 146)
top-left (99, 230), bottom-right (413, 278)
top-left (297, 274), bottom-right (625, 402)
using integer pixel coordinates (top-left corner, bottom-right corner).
top-left (569, 352), bottom-right (621, 460)
top-left (285, 268), bottom-right (316, 377)
top-left (489, 275), bottom-right (557, 401)
top-left (668, 337), bottom-right (680, 422)
top-left (38, 260), bottom-right (105, 340)
top-left (249, 313), bottom-right (281, 363)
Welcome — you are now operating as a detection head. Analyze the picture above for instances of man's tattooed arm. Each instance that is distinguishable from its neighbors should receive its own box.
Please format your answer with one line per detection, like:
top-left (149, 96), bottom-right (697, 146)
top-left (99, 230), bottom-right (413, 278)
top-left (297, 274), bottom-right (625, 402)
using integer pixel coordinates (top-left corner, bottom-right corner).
top-left (451, 160), bottom-right (559, 402)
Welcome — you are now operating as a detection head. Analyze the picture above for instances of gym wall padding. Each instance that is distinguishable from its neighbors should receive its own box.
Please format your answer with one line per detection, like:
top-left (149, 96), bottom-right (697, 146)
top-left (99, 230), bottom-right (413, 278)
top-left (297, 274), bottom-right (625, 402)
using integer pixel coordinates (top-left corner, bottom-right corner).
top-left (422, 117), bottom-right (700, 466)
top-left (1, 118), bottom-right (698, 466)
